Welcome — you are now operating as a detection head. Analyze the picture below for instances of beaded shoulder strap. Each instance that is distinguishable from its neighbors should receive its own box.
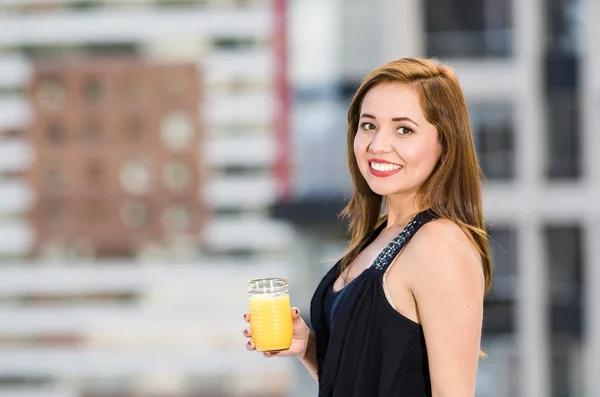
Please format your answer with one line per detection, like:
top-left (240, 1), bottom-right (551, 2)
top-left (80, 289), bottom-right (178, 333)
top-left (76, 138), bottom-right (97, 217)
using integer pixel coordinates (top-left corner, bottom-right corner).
top-left (371, 209), bottom-right (437, 272)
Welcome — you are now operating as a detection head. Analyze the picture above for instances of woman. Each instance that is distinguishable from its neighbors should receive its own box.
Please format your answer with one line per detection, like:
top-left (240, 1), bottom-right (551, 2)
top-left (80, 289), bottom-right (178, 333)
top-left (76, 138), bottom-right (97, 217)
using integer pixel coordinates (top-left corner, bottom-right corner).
top-left (243, 57), bottom-right (492, 396)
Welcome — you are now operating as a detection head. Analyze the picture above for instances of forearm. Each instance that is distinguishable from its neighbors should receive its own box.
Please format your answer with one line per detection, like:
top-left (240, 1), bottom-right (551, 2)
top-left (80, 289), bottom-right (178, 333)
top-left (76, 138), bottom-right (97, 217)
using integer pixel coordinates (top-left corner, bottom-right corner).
top-left (297, 329), bottom-right (318, 382)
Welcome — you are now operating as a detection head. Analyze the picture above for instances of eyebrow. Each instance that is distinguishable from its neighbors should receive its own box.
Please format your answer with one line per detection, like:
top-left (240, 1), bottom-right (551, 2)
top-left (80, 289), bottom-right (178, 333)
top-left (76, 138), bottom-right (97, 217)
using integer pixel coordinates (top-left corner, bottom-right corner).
top-left (360, 113), bottom-right (419, 127)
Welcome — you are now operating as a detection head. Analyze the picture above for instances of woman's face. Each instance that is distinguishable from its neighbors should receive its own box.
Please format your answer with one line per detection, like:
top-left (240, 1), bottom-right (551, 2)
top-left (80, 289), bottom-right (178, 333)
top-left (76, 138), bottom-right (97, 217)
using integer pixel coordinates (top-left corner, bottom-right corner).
top-left (353, 83), bottom-right (442, 198)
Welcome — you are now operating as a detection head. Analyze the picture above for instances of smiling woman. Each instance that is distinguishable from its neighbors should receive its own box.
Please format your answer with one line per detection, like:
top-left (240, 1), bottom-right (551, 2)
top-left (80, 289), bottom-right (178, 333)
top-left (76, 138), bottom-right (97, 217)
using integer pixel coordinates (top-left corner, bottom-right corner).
top-left (243, 58), bottom-right (491, 397)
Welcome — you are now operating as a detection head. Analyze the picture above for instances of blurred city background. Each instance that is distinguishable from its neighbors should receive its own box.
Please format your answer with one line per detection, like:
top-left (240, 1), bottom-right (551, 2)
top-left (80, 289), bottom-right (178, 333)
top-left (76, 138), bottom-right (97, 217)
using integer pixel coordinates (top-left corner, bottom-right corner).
top-left (0, 0), bottom-right (598, 396)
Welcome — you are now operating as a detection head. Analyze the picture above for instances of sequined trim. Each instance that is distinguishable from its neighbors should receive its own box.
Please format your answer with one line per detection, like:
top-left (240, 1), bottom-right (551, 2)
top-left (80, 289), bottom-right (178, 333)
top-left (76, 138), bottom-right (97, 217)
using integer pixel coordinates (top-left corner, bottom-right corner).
top-left (372, 211), bottom-right (436, 271)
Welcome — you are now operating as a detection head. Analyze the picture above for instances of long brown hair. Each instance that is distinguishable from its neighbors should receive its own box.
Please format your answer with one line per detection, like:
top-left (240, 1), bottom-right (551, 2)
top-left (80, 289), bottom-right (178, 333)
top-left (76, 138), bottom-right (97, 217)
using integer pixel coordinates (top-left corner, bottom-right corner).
top-left (340, 57), bottom-right (492, 296)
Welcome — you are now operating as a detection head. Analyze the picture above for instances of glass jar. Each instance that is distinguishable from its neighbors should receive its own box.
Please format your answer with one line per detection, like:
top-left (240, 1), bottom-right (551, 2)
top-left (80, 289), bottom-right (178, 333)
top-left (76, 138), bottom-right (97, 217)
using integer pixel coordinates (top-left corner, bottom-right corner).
top-left (247, 277), bottom-right (293, 352)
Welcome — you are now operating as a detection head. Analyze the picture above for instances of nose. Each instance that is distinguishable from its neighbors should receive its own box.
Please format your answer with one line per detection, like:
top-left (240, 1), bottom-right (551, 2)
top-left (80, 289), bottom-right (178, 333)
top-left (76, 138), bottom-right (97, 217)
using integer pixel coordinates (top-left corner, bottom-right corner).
top-left (367, 129), bottom-right (393, 154)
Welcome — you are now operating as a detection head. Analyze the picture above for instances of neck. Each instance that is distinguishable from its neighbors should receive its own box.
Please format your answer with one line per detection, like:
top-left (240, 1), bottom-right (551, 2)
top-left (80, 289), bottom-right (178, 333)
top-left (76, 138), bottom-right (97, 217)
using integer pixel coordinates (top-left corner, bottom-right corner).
top-left (384, 192), bottom-right (425, 229)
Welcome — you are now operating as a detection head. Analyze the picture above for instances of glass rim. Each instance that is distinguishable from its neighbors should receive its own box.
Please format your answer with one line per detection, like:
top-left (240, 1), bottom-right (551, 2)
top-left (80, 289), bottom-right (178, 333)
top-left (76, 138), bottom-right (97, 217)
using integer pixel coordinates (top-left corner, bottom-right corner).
top-left (247, 277), bottom-right (288, 288)
top-left (248, 277), bottom-right (287, 284)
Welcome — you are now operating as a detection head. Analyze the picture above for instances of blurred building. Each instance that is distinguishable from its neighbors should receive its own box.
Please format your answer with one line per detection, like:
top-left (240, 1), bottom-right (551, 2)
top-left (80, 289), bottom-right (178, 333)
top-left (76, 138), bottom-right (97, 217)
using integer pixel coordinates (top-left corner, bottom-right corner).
top-left (0, 0), bottom-right (294, 396)
top-left (279, 0), bottom-right (600, 397)
top-left (27, 60), bottom-right (203, 258)
top-left (0, 0), bottom-right (292, 260)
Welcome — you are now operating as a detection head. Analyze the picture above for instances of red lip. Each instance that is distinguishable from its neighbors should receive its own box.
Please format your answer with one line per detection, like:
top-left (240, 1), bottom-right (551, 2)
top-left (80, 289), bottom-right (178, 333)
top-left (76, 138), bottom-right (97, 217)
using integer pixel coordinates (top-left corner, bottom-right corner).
top-left (368, 159), bottom-right (403, 178)
top-left (369, 166), bottom-right (402, 178)
top-left (368, 158), bottom-right (402, 166)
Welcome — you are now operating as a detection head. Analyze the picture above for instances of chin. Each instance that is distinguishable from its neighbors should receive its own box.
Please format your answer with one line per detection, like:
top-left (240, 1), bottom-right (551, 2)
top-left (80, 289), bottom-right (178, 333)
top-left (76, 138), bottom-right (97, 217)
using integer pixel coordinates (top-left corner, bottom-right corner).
top-left (363, 175), bottom-right (419, 197)
top-left (365, 180), bottom-right (405, 197)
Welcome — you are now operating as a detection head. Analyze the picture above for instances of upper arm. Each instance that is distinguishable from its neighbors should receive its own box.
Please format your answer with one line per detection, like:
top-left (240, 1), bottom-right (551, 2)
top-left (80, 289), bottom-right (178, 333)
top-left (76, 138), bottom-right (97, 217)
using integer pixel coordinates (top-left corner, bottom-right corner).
top-left (405, 219), bottom-right (485, 397)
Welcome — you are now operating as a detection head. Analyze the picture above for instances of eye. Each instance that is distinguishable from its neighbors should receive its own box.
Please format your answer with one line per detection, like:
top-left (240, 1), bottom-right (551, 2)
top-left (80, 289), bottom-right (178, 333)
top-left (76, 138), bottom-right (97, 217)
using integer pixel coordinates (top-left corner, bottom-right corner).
top-left (397, 126), bottom-right (414, 135)
top-left (360, 122), bottom-right (376, 131)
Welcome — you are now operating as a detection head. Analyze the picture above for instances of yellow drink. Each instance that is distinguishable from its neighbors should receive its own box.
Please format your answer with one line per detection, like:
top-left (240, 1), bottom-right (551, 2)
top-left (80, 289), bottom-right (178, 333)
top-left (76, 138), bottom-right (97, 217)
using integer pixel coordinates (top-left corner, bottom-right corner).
top-left (248, 294), bottom-right (293, 352)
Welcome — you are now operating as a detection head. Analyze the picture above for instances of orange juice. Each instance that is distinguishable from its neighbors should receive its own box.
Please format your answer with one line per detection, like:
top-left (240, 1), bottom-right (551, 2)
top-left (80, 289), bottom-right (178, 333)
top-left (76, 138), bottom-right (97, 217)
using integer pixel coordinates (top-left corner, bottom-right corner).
top-left (248, 294), bottom-right (293, 352)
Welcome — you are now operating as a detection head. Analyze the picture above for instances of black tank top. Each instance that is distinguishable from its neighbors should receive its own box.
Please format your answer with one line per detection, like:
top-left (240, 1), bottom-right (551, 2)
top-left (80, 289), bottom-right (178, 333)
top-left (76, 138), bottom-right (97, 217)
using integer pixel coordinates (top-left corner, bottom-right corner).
top-left (310, 209), bottom-right (437, 396)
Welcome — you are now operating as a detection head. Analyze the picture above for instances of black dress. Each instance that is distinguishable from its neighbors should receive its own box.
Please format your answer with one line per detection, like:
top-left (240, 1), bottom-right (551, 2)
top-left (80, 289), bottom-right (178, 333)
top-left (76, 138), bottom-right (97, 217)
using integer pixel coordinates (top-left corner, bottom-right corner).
top-left (310, 209), bottom-right (438, 396)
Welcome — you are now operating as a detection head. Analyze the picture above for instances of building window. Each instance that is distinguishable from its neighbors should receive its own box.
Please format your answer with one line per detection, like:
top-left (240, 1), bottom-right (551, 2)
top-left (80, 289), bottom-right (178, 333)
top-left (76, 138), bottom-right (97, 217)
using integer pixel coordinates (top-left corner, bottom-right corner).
top-left (220, 164), bottom-right (269, 177)
top-left (546, 0), bottom-right (581, 56)
top-left (212, 37), bottom-right (261, 50)
top-left (163, 73), bottom-right (189, 104)
top-left (424, 0), bottom-right (512, 58)
top-left (79, 43), bottom-right (139, 56)
top-left (120, 201), bottom-right (148, 230)
top-left (123, 114), bottom-right (144, 141)
top-left (544, 224), bottom-right (583, 397)
top-left (0, 376), bottom-right (53, 388)
top-left (86, 199), bottom-right (106, 224)
top-left (119, 158), bottom-right (151, 195)
top-left (545, 224), bottom-right (582, 308)
top-left (487, 225), bottom-right (517, 300)
top-left (45, 200), bottom-right (68, 230)
top-left (160, 111), bottom-right (193, 150)
top-left (162, 161), bottom-right (191, 191)
top-left (43, 166), bottom-right (66, 192)
top-left (47, 123), bottom-right (67, 145)
top-left (469, 102), bottom-right (514, 180)
top-left (162, 204), bottom-right (191, 232)
top-left (121, 78), bottom-right (148, 108)
top-left (86, 161), bottom-right (103, 187)
top-left (83, 77), bottom-right (104, 105)
top-left (221, 76), bottom-right (270, 94)
top-left (155, 0), bottom-right (209, 7)
top-left (482, 225), bottom-right (517, 335)
top-left (544, 0), bottom-right (581, 181)
top-left (36, 76), bottom-right (66, 111)
top-left (84, 119), bottom-right (102, 144)
top-left (546, 89), bottom-right (580, 179)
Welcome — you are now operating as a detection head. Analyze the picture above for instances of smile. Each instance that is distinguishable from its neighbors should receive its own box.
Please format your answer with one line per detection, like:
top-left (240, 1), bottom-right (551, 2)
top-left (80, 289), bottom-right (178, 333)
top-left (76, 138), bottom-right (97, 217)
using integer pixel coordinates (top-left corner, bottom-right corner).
top-left (369, 161), bottom-right (403, 177)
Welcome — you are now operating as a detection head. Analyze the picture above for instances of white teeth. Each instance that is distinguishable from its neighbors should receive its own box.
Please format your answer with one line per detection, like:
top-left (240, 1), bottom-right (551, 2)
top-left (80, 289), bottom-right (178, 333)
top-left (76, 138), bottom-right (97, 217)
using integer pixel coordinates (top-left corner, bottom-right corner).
top-left (370, 162), bottom-right (402, 172)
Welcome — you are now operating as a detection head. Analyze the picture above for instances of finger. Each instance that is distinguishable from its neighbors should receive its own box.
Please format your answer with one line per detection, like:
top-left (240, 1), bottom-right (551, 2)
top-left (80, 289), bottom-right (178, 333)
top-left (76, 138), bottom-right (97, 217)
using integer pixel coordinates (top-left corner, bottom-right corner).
top-left (242, 327), bottom-right (253, 337)
top-left (245, 339), bottom-right (255, 351)
top-left (243, 312), bottom-right (251, 322)
top-left (291, 307), bottom-right (300, 319)
top-left (263, 351), bottom-right (279, 358)
top-left (291, 308), bottom-right (305, 326)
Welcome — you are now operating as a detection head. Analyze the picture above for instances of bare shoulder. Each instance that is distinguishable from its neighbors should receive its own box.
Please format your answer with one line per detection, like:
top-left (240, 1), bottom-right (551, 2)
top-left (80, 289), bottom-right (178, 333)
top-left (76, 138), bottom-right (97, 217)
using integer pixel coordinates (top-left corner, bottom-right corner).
top-left (402, 218), bottom-right (485, 295)
top-left (406, 218), bottom-right (481, 263)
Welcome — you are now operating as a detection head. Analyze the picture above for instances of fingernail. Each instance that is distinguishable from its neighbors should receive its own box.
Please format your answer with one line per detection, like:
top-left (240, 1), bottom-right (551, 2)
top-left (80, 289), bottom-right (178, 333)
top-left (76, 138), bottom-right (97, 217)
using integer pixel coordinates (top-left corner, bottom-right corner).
top-left (294, 308), bottom-right (299, 315)
top-left (246, 341), bottom-right (251, 347)
top-left (243, 313), bottom-right (248, 320)
top-left (264, 352), bottom-right (270, 357)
